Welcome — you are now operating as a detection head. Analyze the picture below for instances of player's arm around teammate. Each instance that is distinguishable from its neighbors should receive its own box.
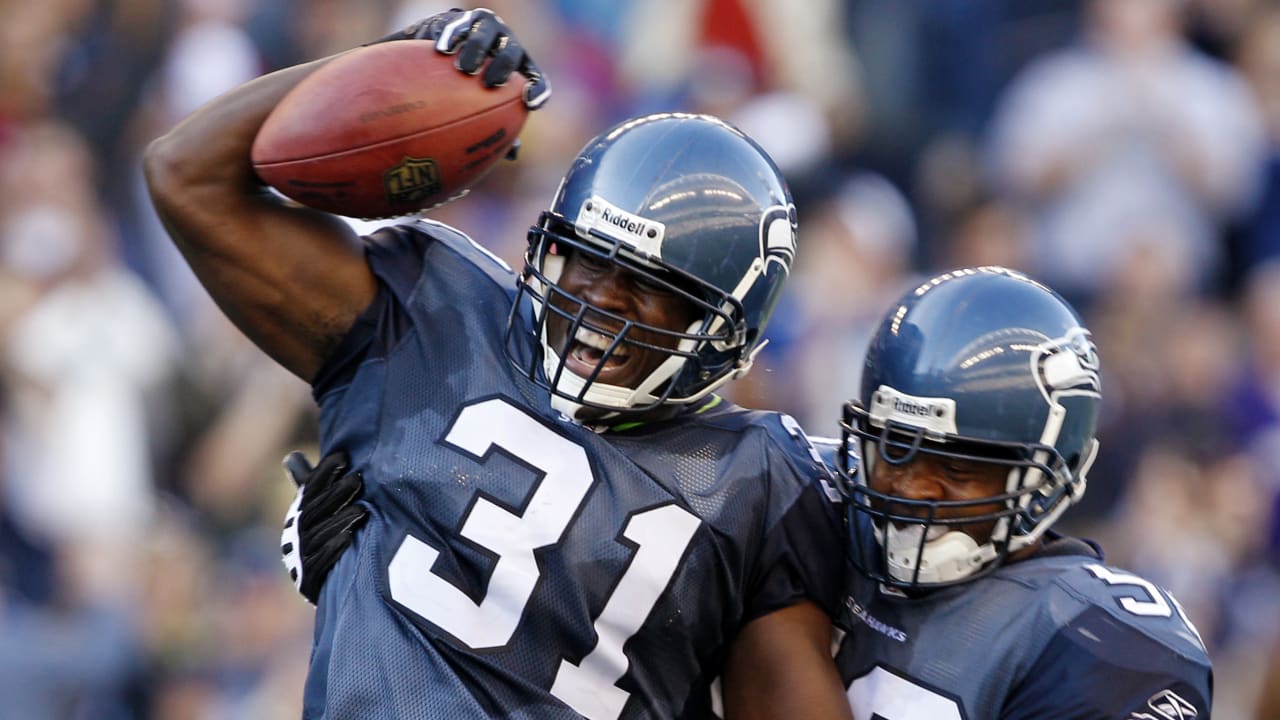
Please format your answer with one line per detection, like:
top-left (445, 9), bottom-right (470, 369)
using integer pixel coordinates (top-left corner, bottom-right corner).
top-left (724, 601), bottom-right (851, 719)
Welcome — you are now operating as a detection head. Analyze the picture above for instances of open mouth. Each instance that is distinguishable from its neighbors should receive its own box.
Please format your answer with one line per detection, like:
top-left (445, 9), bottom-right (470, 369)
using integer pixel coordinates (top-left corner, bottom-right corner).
top-left (564, 327), bottom-right (631, 379)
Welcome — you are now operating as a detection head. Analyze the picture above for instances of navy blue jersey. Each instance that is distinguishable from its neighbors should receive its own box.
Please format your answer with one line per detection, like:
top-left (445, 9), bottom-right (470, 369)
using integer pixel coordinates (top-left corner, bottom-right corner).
top-left (302, 221), bottom-right (844, 719)
top-left (823, 436), bottom-right (1213, 719)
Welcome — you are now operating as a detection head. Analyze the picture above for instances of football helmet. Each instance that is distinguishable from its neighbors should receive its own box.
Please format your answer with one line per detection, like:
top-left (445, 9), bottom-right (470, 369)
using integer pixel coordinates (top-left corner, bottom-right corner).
top-left (506, 113), bottom-right (797, 419)
top-left (836, 267), bottom-right (1101, 589)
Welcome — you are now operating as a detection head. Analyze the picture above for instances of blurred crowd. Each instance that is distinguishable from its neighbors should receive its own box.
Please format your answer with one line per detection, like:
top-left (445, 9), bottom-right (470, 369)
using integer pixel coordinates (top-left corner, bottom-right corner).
top-left (2, 0), bottom-right (1279, 717)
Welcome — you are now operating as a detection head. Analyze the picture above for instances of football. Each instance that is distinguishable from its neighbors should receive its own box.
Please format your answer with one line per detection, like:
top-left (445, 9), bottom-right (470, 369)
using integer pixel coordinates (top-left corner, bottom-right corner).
top-left (251, 41), bottom-right (528, 219)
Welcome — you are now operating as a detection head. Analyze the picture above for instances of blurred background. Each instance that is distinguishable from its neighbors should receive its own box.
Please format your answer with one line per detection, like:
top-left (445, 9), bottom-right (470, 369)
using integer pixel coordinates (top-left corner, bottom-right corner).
top-left (2, 0), bottom-right (1279, 717)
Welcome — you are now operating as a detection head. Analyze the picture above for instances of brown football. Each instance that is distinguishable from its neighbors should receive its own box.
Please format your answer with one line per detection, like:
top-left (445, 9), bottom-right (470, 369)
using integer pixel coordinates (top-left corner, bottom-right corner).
top-left (251, 41), bottom-right (528, 219)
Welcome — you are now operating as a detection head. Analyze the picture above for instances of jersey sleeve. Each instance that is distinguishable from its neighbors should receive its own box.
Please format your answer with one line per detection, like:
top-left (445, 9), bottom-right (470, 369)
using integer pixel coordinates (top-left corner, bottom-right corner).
top-left (311, 221), bottom-right (511, 398)
top-left (740, 417), bottom-right (846, 623)
top-left (311, 225), bottom-right (427, 397)
top-left (1001, 604), bottom-right (1212, 719)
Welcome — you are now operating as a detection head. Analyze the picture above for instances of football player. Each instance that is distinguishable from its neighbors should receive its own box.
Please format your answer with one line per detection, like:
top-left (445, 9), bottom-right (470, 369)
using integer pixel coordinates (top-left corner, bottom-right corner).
top-left (144, 8), bottom-right (849, 719)
top-left (831, 266), bottom-right (1213, 718)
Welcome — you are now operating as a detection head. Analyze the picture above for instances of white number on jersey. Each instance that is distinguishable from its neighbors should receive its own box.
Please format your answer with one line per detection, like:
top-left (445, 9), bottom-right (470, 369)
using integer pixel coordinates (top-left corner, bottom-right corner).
top-left (387, 398), bottom-right (700, 719)
top-left (846, 666), bottom-right (963, 720)
top-left (1084, 564), bottom-right (1205, 648)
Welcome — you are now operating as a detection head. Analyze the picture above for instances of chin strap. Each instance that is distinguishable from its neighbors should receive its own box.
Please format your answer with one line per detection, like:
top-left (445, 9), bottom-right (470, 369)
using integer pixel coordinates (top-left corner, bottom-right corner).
top-left (881, 524), bottom-right (1002, 586)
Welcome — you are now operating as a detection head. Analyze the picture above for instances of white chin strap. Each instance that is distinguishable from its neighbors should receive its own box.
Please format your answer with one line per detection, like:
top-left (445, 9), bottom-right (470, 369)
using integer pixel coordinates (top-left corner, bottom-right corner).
top-left (879, 523), bottom-right (1001, 586)
top-left (863, 437), bottom-right (1011, 586)
top-left (542, 345), bottom-right (633, 421)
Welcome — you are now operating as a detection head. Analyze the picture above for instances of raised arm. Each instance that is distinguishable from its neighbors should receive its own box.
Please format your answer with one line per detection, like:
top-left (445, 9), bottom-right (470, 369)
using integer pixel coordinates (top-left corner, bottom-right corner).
top-left (144, 52), bottom-right (373, 382)
top-left (143, 9), bottom-right (550, 382)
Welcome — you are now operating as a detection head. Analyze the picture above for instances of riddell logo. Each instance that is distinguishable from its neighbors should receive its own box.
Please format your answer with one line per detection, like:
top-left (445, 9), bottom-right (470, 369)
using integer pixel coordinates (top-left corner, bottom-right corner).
top-left (600, 207), bottom-right (653, 238)
top-left (873, 386), bottom-right (957, 435)
top-left (576, 195), bottom-right (666, 256)
top-left (892, 398), bottom-right (937, 418)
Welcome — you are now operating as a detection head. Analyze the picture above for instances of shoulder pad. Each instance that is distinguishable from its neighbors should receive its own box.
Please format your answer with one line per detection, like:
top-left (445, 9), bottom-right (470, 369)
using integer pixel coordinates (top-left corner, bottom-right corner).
top-left (1031, 558), bottom-right (1209, 659)
top-left (365, 220), bottom-right (514, 291)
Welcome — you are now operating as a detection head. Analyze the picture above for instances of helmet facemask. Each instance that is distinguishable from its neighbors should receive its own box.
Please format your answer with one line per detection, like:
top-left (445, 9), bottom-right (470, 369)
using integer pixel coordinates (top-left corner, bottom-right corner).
top-left (507, 212), bottom-right (753, 421)
top-left (502, 113), bottom-right (796, 423)
top-left (837, 390), bottom-right (1098, 590)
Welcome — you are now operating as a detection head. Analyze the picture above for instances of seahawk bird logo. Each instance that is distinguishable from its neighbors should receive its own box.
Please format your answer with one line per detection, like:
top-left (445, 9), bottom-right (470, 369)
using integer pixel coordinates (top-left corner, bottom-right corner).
top-left (760, 204), bottom-right (797, 275)
top-left (1033, 327), bottom-right (1101, 401)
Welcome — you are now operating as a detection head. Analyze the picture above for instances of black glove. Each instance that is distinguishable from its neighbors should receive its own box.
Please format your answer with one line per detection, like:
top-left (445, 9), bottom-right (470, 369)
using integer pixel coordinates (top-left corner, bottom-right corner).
top-left (280, 450), bottom-right (368, 604)
top-left (369, 7), bottom-right (551, 110)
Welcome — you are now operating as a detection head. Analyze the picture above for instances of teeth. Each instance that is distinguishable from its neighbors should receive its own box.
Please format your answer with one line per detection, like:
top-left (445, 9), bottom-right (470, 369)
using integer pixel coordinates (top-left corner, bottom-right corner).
top-left (574, 328), bottom-right (625, 356)
top-left (575, 328), bottom-right (609, 350)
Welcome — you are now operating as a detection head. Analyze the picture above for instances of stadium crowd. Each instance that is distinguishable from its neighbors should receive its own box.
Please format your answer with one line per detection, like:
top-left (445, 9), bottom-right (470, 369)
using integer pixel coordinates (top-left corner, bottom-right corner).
top-left (1, 0), bottom-right (1278, 717)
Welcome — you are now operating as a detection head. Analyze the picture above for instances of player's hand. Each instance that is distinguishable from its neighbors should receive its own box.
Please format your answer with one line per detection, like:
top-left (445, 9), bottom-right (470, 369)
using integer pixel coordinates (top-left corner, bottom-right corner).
top-left (370, 8), bottom-right (551, 110)
top-left (280, 449), bottom-right (368, 605)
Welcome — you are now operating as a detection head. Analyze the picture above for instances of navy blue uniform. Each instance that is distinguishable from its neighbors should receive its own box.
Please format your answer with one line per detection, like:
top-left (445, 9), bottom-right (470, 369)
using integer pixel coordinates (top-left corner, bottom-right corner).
top-left (819, 438), bottom-right (1214, 719)
top-left (302, 221), bottom-right (843, 719)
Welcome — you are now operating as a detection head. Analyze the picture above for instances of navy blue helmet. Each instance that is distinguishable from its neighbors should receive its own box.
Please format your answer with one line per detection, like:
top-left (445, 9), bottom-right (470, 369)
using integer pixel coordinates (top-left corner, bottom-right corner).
top-left (837, 267), bottom-right (1102, 589)
top-left (506, 113), bottom-right (797, 418)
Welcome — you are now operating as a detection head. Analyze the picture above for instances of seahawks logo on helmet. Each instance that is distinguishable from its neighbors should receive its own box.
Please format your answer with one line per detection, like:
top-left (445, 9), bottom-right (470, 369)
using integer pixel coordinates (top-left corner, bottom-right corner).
top-left (1033, 327), bottom-right (1101, 399)
top-left (760, 204), bottom-right (797, 275)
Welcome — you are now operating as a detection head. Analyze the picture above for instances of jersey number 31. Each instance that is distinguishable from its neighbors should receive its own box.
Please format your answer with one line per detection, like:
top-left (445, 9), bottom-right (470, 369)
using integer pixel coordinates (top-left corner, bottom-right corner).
top-left (387, 398), bottom-right (700, 719)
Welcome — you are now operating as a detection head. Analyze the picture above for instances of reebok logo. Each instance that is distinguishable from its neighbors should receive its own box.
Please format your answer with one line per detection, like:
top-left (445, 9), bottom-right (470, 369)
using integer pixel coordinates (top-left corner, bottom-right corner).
top-left (1128, 689), bottom-right (1198, 720)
